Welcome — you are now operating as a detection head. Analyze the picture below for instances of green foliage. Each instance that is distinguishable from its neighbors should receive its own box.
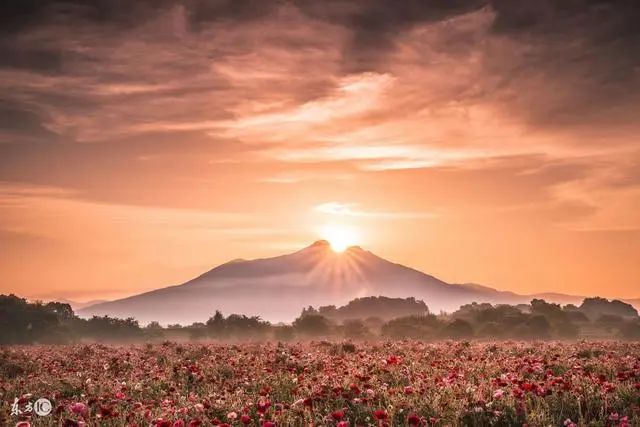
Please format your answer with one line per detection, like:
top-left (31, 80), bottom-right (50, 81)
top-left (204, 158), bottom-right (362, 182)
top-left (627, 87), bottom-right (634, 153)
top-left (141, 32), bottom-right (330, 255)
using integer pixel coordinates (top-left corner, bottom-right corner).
top-left (205, 310), bottom-right (270, 340)
top-left (292, 314), bottom-right (332, 337)
top-left (1, 293), bottom-right (638, 343)
top-left (441, 318), bottom-right (474, 338)
top-left (340, 319), bottom-right (371, 339)
top-left (580, 297), bottom-right (638, 318)
top-left (381, 314), bottom-right (442, 339)
top-left (0, 294), bottom-right (73, 344)
top-left (304, 296), bottom-right (430, 323)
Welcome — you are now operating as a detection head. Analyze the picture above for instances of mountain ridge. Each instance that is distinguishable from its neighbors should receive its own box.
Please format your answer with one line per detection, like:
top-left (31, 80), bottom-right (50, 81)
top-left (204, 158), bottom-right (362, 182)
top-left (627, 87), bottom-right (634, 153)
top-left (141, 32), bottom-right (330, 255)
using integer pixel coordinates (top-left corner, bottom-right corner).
top-left (79, 241), bottom-right (639, 324)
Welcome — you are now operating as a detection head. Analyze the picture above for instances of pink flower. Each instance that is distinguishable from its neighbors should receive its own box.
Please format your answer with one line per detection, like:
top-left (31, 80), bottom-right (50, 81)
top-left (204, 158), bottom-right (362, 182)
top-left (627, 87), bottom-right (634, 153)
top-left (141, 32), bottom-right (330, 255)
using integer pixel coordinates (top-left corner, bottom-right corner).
top-left (257, 401), bottom-right (271, 414)
top-left (70, 402), bottom-right (88, 416)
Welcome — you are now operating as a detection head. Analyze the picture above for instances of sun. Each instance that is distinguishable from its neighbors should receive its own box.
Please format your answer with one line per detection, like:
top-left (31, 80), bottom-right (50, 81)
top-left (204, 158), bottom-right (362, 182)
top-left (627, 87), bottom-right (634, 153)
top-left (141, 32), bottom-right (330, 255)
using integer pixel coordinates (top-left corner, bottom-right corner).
top-left (321, 224), bottom-right (360, 253)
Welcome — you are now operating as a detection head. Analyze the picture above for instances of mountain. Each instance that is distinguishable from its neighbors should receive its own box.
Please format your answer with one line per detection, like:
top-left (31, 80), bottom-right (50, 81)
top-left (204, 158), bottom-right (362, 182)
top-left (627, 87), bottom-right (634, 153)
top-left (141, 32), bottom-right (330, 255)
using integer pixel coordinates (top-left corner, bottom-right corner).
top-left (79, 241), bottom-right (639, 324)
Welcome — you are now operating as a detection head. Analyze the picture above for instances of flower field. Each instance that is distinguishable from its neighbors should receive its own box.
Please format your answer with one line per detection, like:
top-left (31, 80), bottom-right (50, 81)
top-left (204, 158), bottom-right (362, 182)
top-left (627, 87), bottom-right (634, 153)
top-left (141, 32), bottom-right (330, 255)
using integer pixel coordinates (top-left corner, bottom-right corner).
top-left (1, 341), bottom-right (639, 426)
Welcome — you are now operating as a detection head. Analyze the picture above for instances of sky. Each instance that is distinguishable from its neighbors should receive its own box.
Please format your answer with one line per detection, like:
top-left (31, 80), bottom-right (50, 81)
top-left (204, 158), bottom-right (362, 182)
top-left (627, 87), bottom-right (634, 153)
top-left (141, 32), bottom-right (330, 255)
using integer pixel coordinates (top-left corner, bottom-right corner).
top-left (1, 0), bottom-right (639, 302)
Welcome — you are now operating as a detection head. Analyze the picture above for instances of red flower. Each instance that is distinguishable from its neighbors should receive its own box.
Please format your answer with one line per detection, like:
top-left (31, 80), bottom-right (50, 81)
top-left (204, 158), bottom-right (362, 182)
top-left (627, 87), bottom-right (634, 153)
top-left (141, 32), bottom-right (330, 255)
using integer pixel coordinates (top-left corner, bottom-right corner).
top-left (188, 420), bottom-right (203, 427)
top-left (331, 410), bottom-right (345, 420)
top-left (262, 422), bottom-right (276, 427)
top-left (241, 415), bottom-right (252, 425)
top-left (407, 414), bottom-right (421, 425)
top-left (386, 356), bottom-right (401, 365)
top-left (99, 406), bottom-right (115, 418)
top-left (257, 401), bottom-right (271, 414)
top-left (374, 409), bottom-right (388, 420)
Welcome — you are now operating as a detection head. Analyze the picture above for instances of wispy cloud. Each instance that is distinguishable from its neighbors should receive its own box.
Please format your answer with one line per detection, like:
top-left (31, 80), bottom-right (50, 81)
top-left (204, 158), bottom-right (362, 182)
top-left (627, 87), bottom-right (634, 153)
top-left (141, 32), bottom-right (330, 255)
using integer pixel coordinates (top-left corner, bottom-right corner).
top-left (315, 202), bottom-right (436, 220)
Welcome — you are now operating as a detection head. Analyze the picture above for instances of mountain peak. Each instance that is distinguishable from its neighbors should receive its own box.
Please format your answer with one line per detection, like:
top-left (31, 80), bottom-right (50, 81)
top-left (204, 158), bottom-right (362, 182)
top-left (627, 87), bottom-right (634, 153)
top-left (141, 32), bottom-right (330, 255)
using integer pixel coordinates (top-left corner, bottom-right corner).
top-left (309, 239), bottom-right (331, 248)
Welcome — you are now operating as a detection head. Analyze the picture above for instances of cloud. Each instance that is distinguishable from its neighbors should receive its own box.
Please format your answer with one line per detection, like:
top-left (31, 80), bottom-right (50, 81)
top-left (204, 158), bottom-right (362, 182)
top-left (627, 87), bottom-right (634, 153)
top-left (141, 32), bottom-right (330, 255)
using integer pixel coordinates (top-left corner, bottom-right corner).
top-left (483, 0), bottom-right (640, 131)
top-left (0, 0), bottom-right (639, 301)
top-left (0, 99), bottom-right (61, 143)
top-left (315, 202), bottom-right (436, 220)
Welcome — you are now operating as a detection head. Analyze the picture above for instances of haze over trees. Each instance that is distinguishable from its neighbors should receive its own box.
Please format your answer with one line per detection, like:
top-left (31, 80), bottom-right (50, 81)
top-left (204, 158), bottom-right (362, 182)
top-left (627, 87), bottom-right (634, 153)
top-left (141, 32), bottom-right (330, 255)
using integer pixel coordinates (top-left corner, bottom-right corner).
top-left (1, 294), bottom-right (639, 344)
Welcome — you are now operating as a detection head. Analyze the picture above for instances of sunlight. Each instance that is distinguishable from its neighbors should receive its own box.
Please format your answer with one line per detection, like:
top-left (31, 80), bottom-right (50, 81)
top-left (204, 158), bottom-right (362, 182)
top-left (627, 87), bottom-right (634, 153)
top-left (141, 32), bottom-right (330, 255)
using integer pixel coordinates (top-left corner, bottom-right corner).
top-left (321, 223), bottom-right (360, 253)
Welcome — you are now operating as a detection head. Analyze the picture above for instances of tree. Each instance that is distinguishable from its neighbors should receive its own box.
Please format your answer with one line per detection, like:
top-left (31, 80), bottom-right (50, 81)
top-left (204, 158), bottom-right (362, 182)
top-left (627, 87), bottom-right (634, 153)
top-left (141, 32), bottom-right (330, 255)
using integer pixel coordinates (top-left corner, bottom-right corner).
top-left (381, 314), bottom-right (442, 339)
top-left (145, 321), bottom-right (164, 340)
top-left (273, 325), bottom-right (295, 341)
top-left (293, 314), bottom-right (331, 337)
top-left (441, 319), bottom-right (474, 339)
top-left (580, 297), bottom-right (638, 318)
top-left (524, 315), bottom-right (552, 339)
top-left (206, 310), bottom-right (225, 337)
top-left (341, 319), bottom-right (370, 339)
top-left (0, 295), bottom-right (74, 344)
top-left (305, 297), bottom-right (429, 323)
top-left (620, 321), bottom-right (640, 340)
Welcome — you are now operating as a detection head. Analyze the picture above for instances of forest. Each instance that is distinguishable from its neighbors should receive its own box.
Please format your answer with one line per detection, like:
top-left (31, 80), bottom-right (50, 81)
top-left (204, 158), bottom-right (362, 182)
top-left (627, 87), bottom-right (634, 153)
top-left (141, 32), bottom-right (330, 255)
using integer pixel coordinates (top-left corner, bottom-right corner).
top-left (1, 294), bottom-right (639, 344)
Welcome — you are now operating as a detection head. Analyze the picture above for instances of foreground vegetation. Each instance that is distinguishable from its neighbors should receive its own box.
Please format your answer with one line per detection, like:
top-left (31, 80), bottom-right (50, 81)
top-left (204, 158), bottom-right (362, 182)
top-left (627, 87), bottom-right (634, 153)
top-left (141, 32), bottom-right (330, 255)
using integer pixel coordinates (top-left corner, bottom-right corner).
top-left (1, 341), bottom-right (639, 426)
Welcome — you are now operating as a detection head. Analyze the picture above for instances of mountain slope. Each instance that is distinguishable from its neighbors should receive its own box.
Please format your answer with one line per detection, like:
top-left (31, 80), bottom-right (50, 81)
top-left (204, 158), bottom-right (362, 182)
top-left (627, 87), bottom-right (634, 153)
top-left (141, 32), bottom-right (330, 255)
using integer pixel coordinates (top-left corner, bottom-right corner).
top-left (79, 241), bottom-right (638, 324)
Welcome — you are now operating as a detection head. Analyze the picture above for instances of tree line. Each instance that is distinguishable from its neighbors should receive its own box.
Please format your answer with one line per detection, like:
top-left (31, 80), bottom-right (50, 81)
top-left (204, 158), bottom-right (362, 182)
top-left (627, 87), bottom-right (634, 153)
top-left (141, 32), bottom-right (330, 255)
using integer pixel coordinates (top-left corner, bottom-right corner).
top-left (1, 294), bottom-right (638, 344)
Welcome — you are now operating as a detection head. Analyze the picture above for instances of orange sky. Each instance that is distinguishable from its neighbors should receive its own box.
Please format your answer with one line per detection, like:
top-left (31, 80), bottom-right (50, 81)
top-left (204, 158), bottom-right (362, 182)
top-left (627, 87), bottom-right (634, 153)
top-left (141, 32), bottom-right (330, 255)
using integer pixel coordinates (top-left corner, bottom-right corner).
top-left (1, 1), bottom-right (639, 302)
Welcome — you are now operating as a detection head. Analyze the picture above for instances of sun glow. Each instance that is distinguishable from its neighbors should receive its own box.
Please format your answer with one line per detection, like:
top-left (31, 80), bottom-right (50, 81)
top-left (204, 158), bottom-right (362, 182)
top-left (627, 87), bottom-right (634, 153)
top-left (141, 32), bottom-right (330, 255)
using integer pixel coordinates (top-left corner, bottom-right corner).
top-left (321, 224), bottom-right (360, 253)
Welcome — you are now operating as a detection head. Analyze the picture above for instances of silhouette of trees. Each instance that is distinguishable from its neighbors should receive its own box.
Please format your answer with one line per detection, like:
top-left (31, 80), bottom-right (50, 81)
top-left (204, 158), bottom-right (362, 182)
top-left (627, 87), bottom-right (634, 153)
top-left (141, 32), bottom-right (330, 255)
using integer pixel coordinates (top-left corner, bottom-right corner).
top-left (341, 319), bottom-right (371, 339)
top-left (205, 311), bottom-right (269, 340)
top-left (0, 295), bottom-right (73, 344)
top-left (293, 314), bottom-right (331, 337)
top-left (78, 316), bottom-right (144, 342)
top-left (273, 325), bottom-right (295, 341)
top-left (580, 297), bottom-right (638, 318)
top-left (308, 296), bottom-right (430, 323)
top-left (1, 293), bottom-right (639, 343)
top-left (620, 320), bottom-right (640, 339)
top-left (381, 314), bottom-right (442, 339)
top-left (441, 319), bottom-right (474, 338)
